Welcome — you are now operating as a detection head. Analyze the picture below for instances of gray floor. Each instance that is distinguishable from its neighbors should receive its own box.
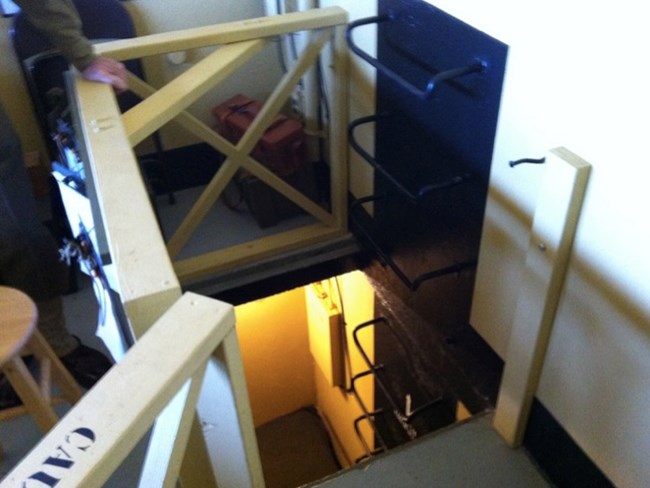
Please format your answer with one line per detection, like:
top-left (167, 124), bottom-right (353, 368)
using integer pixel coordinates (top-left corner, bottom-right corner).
top-left (310, 413), bottom-right (553, 488)
top-left (154, 185), bottom-right (315, 260)
top-left (256, 407), bottom-right (341, 488)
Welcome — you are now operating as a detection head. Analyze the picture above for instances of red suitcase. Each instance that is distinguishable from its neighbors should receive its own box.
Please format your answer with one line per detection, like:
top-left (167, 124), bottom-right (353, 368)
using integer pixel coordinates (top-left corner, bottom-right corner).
top-left (212, 94), bottom-right (306, 176)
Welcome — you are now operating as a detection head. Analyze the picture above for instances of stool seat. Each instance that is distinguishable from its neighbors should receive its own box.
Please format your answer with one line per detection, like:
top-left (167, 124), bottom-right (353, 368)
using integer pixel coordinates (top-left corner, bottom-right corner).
top-left (0, 287), bottom-right (38, 365)
top-left (0, 286), bottom-right (82, 434)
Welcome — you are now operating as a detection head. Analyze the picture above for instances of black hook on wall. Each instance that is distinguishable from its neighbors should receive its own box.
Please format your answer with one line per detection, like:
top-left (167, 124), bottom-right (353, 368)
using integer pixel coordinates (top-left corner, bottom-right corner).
top-left (509, 157), bottom-right (546, 167)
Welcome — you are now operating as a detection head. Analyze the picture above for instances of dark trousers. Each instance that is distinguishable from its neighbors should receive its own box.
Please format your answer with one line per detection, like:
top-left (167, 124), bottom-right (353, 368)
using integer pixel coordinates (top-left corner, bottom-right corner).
top-left (0, 102), bottom-right (76, 355)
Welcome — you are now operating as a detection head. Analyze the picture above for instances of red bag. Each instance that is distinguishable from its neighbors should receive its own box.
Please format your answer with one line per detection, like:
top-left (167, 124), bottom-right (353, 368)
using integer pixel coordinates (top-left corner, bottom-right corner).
top-left (212, 94), bottom-right (306, 176)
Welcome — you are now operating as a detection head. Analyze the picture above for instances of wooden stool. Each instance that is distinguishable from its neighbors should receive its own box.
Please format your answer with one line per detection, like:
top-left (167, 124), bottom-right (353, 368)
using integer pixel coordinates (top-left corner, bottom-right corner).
top-left (0, 286), bottom-right (83, 434)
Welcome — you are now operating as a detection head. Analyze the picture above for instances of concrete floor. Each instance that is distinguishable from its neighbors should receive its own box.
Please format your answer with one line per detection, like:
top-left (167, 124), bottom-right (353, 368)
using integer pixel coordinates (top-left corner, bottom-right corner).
top-left (310, 413), bottom-right (553, 488)
top-left (256, 407), bottom-right (340, 488)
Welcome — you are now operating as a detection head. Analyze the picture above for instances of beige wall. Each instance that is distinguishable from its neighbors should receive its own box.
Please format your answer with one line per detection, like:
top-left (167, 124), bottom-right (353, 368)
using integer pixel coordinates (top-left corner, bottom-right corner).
top-left (318, 0), bottom-right (649, 486)
top-left (235, 270), bottom-right (376, 467)
top-left (408, 1), bottom-right (649, 487)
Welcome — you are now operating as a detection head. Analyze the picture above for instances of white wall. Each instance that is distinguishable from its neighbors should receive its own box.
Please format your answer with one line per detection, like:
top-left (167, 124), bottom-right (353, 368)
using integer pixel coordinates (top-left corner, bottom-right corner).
top-left (429, 1), bottom-right (650, 487)
top-left (324, 0), bottom-right (649, 486)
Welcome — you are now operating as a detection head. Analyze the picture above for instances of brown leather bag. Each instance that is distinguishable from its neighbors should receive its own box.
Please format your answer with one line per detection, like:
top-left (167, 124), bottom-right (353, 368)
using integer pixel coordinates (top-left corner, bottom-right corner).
top-left (212, 94), bottom-right (306, 177)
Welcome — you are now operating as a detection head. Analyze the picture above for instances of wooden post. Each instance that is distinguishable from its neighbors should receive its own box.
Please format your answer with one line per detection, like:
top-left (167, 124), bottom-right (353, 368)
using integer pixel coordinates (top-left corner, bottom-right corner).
top-left (329, 23), bottom-right (351, 230)
top-left (493, 147), bottom-right (591, 447)
top-left (197, 330), bottom-right (266, 488)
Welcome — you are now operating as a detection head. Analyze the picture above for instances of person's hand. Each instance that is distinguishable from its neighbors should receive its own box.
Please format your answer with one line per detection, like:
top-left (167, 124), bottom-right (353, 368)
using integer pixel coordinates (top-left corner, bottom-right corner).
top-left (81, 56), bottom-right (128, 93)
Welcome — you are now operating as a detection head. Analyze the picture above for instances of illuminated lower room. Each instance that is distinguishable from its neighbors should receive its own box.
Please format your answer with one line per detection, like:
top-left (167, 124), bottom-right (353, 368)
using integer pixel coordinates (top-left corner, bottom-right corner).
top-left (213, 266), bottom-right (502, 488)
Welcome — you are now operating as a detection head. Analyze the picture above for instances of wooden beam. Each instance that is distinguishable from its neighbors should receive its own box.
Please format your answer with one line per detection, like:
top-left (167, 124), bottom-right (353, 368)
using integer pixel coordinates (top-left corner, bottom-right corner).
top-left (94, 7), bottom-right (348, 61)
top-left (0, 293), bottom-right (238, 488)
top-left (204, 331), bottom-right (265, 488)
top-left (72, 76), bottom-right (180, 337)
top-left (174, 224), bottom-right (347, 284)
top-left (166, 159), bottom-right (240, 258)
top-left (493, 147), bottom-right (591, 447)
top-left (138, 371), bottom-right (209, 488)
top-left (328, 24), bottom-right (350, 229)
top-left (62, 10), bottom-right (351, 483)
top-left (123, 39), bottom-right (265, 147)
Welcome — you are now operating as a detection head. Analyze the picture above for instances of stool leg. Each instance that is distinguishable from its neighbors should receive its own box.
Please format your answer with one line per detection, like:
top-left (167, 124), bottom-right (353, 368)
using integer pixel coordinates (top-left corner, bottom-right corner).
top-left (2, 357), bottom-right (58, 433)
top-left (27, 331), bottom-right (83, 404)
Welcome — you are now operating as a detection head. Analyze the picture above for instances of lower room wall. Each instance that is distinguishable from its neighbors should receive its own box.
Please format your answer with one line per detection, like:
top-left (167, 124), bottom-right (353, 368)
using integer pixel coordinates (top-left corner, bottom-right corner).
top-left (233, 270), bottom-right (376, 467)
top-left (235, 286), bottom-right (316, 427)
top-left (311, 271), bottom-right (376, 467)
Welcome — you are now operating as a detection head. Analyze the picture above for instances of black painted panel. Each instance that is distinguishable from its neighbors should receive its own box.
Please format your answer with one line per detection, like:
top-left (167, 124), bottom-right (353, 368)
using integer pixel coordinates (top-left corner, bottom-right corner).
top-left (374, 0), bottom-right (507, 266)
top-left (365, 0), bottom-right (508, 448)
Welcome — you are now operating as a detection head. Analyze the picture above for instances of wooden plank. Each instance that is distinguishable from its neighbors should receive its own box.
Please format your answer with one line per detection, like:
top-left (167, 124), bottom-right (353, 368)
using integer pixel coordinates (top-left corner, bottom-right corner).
top-left (174, 224), bottom-right (348, 284)
top-left (493, 147), bottom-right (591, 447)
top-left (328, 24), bottom-right (350, 229)
top-left (123, 39), bottom-right (265, 147)
top-left (94, 7), bottom-right (348, 61)
top-left (165, 28), bottom-right (335, 258)
top-left (199, 330), bottom-right (265, 488)
top-left (221, 330), bottom-right (265, 487)
top-left (165, 159), bottom-right (240, 259)
top-left (64, 11), bottom-right (351, 485)
top-left (72, 76), bottom-right (180, 337)
top-left (138, 371), bottom-right (209, 488)
top-left (0, 293), bottom-right (236, 488)
top-left (178, 409), bottom-right (220, 488)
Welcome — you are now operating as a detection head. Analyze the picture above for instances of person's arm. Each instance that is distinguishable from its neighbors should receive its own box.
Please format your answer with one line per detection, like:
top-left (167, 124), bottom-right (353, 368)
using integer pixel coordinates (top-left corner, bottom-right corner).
top-left (14, 0), bottom-right (94, 70)
top-left (13, 0), bottom-right (127, 91)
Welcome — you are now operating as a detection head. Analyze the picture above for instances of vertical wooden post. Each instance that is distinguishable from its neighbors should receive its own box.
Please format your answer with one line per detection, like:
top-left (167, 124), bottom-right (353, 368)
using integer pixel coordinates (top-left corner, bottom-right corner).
top-left (329, 22), bottom-right (350, 230)
top-left (197, 330), bottom-right (265, 487)
top-left (493, 147), bottom-right (591, 447)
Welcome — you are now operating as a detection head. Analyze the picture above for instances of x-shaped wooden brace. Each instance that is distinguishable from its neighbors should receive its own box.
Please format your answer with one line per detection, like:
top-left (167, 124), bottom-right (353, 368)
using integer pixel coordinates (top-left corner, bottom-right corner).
top-left (121, 29), bottom-right (336, 257)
